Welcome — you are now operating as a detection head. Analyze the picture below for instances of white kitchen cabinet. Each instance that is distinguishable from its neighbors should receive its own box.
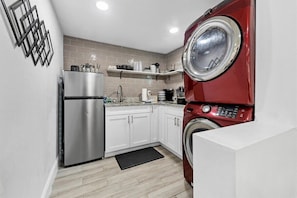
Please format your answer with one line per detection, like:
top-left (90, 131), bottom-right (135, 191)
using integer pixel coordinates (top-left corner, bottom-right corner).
top-left (130, 113), bottom-right (151, 147)
top-left (150, 105), bottom-right (159, 143)
top-left (105, 114), bottom-right (130, 152)
top-left (165, 114), bottom-right (179, 153)
top-left (105, 104), bottom-right (184, 158)
top-left (158, 106), bottom-right (165, 144)
top-left (105, 106), bottom-right (151, 155)
top-left (163, 106), bottom-right (184, 158)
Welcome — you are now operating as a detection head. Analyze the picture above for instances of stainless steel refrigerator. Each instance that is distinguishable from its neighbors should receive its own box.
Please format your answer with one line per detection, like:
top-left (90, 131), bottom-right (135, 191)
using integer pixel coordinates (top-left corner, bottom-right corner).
top-left (63, 71), bottom-right (104, 166)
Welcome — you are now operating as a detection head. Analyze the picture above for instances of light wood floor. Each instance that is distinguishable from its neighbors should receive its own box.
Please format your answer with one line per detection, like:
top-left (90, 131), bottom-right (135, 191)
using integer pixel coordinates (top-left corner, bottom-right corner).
top-left (50, 146), bottom-right (193, 198)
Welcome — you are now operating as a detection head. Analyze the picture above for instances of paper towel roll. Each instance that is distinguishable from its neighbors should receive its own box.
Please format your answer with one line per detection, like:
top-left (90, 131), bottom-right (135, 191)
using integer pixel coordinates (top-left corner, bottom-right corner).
top-left (150, 65), bottom-right (156, 73)
top-left (142, 88), bottom-right (148, 102)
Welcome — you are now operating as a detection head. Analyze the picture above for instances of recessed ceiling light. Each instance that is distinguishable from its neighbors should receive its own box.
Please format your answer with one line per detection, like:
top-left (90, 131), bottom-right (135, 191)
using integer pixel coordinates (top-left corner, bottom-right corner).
top-left (96, 1), bottom-right (109, 11)
top-left (169, 27), bottom-right (179, 34)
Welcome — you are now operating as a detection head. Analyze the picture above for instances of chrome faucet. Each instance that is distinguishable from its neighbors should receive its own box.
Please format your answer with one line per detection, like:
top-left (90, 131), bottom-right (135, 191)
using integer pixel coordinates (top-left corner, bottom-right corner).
top-left (117, 85), bottom-right (123, 102)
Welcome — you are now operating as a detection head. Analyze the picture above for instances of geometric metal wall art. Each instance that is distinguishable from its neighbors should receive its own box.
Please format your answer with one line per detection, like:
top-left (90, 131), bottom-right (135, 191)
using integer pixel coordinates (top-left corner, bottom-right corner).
top-left (1, 0), bottom-right (54, 66)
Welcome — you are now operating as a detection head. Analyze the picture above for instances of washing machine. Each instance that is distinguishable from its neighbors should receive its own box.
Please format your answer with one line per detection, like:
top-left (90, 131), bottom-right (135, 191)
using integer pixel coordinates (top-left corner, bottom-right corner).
top-left (182, 102), bottom-right (253, 185)
top-left (182, 0), bottom-right (255, 105)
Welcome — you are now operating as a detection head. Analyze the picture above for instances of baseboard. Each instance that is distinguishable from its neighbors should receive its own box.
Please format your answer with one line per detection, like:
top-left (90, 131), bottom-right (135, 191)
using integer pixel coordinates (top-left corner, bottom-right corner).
top-left (41, 157), bottom-right (58, 198)
top-left (160, 143), bottom-right (182, 160)
top-left (105, 142), bottom-right (160, 158)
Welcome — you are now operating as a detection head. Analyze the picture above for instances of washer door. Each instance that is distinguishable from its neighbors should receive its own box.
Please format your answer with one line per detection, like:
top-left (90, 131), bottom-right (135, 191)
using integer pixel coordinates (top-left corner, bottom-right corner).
top-left (183, 118), bottom-right (220, 167)
top-left (182, 16), bottom-right (241, 81)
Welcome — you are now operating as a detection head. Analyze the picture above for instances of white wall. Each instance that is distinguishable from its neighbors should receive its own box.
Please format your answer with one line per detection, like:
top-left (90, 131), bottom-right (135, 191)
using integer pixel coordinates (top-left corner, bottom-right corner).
top-left (255, 0), bottom-right (297, 125)
top-left (0, 0), bottom-right (63, 197)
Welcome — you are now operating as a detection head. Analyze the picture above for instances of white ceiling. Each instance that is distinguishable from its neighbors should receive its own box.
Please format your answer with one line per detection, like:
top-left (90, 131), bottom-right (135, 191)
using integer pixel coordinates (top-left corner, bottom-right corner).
top-left (50, 0), bottom-right (222, 54)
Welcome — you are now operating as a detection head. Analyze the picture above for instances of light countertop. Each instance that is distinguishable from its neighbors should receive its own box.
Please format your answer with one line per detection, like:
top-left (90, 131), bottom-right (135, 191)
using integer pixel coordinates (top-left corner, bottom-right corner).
top-left (104, 101), bottom-right (185, 108)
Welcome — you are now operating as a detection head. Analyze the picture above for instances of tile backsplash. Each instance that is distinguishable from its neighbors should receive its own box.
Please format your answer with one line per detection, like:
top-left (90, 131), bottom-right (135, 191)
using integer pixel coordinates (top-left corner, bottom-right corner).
top-left (64, 36), bottom-right (184, 99)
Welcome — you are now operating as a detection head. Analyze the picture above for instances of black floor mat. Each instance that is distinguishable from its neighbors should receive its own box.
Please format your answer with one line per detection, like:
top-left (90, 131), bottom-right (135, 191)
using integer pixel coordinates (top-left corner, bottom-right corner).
top-left (115, 147), bottom-right (164, 170)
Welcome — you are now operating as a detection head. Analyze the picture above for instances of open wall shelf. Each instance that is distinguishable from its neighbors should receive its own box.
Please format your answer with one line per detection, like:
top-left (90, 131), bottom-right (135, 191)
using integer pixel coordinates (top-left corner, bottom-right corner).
top-left (107, 68), bottom-right (183, 79)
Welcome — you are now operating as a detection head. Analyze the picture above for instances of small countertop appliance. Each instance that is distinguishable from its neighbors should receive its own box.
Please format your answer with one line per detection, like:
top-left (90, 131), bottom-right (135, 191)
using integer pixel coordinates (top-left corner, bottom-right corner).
top-left (164, 89), bottom-right (174, 101)
top-left (176, 86), bottom-right (186, 104)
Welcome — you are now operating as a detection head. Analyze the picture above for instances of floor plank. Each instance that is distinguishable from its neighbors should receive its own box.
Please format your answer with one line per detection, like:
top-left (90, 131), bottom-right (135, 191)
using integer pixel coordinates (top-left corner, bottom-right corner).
top-left (50, 146), bottom-right (193, 198)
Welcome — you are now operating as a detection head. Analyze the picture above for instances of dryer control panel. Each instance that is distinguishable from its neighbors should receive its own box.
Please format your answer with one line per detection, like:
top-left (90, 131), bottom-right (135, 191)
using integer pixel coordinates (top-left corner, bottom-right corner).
top-left (217, 105), bottom-right (239, 119)
top-left (185, 103), bottom-right (254, 123)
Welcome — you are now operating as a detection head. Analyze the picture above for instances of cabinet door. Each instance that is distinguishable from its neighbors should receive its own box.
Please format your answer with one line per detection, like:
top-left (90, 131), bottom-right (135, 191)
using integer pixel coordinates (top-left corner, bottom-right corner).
top-left (105, 114), bottom-right (130, 152)
top-left (150, 106), bottom-right (159, 143)
top-left (176, 116), bottom-right (183, 157)
top-left (158, 106), bottom-right (165, 144)
top-left (130, 113), bottom-right (151, 147)
top-left (165, 114), bottom-right (179, 153)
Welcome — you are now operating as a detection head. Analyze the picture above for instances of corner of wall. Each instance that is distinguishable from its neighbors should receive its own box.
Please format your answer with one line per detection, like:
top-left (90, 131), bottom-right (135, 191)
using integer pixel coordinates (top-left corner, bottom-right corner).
top-left (41, 157), bottom-right (58, 198)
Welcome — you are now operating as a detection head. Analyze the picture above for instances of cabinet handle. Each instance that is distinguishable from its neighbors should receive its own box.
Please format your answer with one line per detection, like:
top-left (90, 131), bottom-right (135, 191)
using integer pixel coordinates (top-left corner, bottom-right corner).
top-left (131, 115), bottom-right (133, 123)
top-left (128, 116), bottom-right (130, 124)
top-left (174, 117), bottom-right (177, 126)
top-left (177, 118), bottom-right (180, 127)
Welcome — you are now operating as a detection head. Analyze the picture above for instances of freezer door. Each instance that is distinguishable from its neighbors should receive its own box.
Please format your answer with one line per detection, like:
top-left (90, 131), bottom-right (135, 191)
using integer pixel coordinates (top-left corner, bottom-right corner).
top-left (64, 99), bottom-right (104, 166)
top-left (64, 71), bottom-right (104, 97)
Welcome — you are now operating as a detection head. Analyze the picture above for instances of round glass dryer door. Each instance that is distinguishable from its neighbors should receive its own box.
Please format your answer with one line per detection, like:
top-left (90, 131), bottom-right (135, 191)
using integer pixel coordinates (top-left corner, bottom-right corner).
top-left (182, 16), bottom-right (241, 81)
top-left (183, 118), bottom-right (220, 167)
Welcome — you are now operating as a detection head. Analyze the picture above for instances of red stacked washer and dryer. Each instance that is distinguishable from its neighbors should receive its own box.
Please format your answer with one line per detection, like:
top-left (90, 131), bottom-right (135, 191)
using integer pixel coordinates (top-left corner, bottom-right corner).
top-left (181, 0), bottom-right (255, 186)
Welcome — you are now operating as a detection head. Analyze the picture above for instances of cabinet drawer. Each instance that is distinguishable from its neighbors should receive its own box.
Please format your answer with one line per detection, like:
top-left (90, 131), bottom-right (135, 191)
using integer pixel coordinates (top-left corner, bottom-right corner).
top-left (105, 105), bottom-right (151, 115)
top-left (165, 106), bottom-right (184, 117)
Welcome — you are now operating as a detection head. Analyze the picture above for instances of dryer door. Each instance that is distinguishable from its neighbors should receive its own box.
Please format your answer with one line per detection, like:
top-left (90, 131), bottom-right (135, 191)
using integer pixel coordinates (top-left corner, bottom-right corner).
top-left (183, 118), bottom-right (220, 167)
top-left (182, 16), bottom-right (241, 81)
